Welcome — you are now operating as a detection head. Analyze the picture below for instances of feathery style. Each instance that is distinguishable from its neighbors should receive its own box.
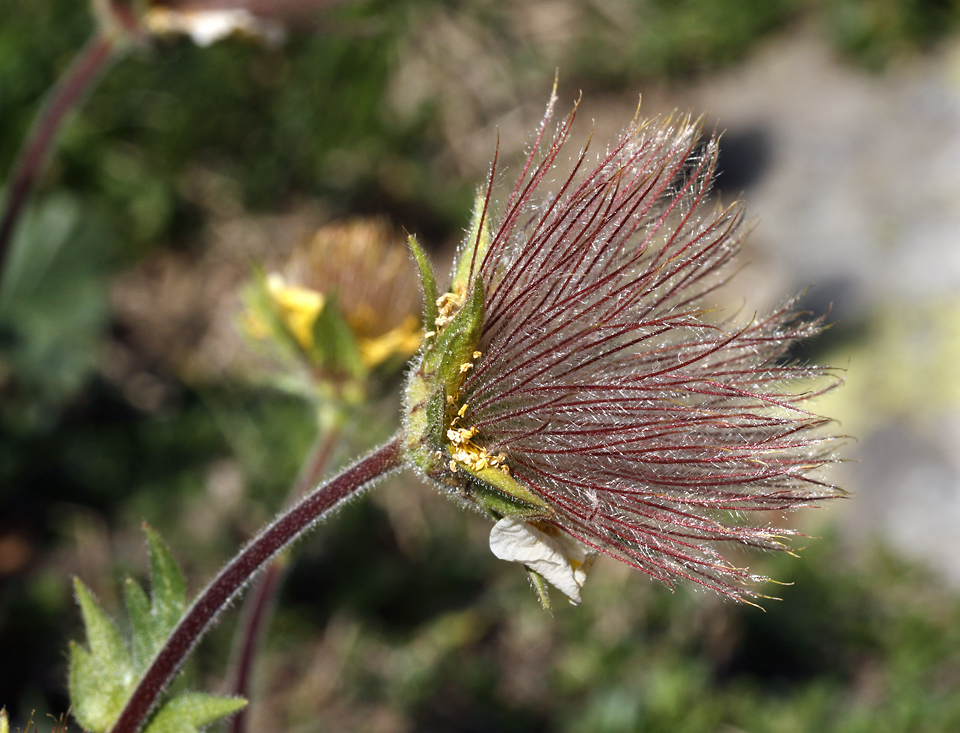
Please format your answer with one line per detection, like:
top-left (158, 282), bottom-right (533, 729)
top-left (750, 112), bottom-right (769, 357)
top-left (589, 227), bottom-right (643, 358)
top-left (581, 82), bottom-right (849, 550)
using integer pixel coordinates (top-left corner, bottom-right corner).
top-left (403, 92), bottom-right (845, 605)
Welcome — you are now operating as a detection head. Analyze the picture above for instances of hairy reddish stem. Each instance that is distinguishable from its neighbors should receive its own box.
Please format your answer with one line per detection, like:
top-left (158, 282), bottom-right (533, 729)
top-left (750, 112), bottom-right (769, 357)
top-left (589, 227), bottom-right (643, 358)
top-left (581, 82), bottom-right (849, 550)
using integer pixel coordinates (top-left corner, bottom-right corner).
top-left (0, 32), bottom-right (119, 280)
top-left (109, 435), bottom-right (403, 733)
top-left (228, 427), bottom-right (341, 733)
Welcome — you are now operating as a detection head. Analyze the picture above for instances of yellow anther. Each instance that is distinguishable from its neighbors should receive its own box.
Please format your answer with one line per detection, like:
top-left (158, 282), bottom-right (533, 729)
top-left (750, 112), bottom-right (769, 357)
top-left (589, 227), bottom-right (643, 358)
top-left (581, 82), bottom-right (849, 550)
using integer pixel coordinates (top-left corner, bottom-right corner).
top-left (447, 426), bottom-right (478, 446)
top-left (434, 284), bottom-right (466, 330)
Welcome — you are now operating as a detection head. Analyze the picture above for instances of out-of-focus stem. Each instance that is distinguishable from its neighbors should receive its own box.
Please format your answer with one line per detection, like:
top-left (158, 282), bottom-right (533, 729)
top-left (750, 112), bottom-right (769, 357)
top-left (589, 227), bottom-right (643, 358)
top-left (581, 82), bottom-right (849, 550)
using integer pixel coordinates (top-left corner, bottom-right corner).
top-left (108, 435), bottom-right (403, 733)
top-left (0, 32), bottom-right (120, 281)
top-left (228, 426), bottom-right (341, 733)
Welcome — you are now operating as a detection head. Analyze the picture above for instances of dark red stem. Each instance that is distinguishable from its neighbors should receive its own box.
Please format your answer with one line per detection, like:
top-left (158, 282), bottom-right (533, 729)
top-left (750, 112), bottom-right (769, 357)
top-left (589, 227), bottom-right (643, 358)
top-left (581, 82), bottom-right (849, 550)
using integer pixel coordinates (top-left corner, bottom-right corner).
top-left (109, 435), bottom-right (403, 733)
top-left (0, 32), bottom-right (118, 281)
top-left (228, 427), bottom-right (341, 733)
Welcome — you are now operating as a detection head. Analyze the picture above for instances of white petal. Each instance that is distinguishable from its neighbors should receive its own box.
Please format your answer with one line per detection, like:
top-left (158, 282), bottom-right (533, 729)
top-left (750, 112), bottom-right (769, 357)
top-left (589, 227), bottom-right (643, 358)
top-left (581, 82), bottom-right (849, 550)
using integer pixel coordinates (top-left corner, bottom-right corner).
top-left (489, 517), bottom-right (595, 604)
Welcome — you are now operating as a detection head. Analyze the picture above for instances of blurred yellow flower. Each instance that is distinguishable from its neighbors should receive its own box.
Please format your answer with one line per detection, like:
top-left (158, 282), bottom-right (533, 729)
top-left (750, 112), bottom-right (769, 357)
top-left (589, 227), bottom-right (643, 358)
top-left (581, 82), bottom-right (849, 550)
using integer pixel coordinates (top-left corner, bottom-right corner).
top-left (240, 217), bottom-right (423, 400)
top-left (358, 314), bottom-right (422, 369)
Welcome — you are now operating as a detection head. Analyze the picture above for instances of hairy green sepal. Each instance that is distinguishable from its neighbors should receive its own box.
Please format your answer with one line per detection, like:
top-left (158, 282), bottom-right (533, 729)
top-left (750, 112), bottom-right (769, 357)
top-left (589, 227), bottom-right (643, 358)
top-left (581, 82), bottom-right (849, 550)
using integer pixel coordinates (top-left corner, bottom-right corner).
top-left (402, 275), bottom-right (484, 474)
top-left (451, 192), bottom-right (491, 294)
top-left (462, 467), bottom-right (551, 516)
top-left (527, 569), bottom-right (553, 611)
top-left (69, 526), bottom-right (245, 733)
top-left (422, 276), bottom-right (484, 381)
top-left (408, 234), bottom-right (438, 328)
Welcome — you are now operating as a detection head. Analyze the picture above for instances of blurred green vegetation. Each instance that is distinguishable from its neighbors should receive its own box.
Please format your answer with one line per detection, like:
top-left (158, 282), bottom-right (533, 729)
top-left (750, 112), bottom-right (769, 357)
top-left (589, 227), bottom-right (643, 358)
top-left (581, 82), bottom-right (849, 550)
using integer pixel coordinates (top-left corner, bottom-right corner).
top-left (2, 0), bottom-right (960, 730)
top-left (825, 0), bottom-right (960, 68)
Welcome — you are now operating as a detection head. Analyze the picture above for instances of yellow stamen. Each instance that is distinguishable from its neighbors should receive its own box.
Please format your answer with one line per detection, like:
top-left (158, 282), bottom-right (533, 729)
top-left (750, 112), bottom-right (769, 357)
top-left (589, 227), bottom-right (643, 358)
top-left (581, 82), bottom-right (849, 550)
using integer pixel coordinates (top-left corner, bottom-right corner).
top-left (435, 284), bottom-right (466, 330)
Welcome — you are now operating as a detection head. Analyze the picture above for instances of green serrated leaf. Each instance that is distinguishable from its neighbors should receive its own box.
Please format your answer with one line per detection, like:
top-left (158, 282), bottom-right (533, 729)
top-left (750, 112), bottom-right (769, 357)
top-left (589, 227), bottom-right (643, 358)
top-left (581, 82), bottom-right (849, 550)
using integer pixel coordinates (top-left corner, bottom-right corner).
top-left (69, 639), bottom-right (130, 733)
top-left (408, 234), bottom-right (439, 329)
top-left (124, 578), bottom-right (154, 669)
top-left (70, 527), bottom-right (245, 733)
top-left (143, 693), bottom-right (247, 733)
top-left (69, 529), bottom-right (196, 733)
top-left (451, 191), bottom-right (491, 295)
top-left (73, 579), bottom-right (132, 676)
top-left (144, 525), bottom-right (186, 634)
top-left (71, 579), bottom-right (134, 731)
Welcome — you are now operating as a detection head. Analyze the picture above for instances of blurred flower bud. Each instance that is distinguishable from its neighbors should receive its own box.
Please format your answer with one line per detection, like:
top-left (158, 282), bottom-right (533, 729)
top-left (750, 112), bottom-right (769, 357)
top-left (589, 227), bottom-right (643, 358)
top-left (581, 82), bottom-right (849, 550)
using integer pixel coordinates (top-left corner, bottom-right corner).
top-left (242, 218), bottom-right (422, 405)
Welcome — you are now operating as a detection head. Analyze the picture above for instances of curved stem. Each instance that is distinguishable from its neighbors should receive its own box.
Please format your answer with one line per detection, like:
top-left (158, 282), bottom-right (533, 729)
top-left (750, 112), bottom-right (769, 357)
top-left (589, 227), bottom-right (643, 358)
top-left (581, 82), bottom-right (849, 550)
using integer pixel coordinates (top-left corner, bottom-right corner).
top-left (109, 434), bottom-right (403, 733)
top-left (0, 32), bottom-right (119, 281)
top-left (228, 426), bottom-right (342, 733)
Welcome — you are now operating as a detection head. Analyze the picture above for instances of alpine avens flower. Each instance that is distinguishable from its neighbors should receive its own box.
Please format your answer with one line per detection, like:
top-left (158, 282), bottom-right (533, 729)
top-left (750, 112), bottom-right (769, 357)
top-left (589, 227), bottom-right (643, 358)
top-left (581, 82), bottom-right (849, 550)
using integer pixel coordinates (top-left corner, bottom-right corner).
top-left (403, 93), bottom-right (845, 606)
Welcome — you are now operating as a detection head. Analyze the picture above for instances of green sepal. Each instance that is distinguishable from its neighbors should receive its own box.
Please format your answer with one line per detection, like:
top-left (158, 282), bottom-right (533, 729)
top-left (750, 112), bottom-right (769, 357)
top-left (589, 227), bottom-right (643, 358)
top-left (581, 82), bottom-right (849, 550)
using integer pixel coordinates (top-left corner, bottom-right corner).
top-left (143, 693), bottom-right (247, 733)
top-left (422, 276), bottom-right (485, 384)
top-left (526, 569), bottom-right (552, 612)
top-left (426, 391), bottom-right (447, 448)
top-left (451, 192), bottom-right (492, 295)
top-left (310, 293), bottom-right (366, 380)
top-left (408, 234), bottom-right (439, 329)
top-left (461, 468), bottom-right (551, 517)
top-left (124, 578), bottom-right (153, 669)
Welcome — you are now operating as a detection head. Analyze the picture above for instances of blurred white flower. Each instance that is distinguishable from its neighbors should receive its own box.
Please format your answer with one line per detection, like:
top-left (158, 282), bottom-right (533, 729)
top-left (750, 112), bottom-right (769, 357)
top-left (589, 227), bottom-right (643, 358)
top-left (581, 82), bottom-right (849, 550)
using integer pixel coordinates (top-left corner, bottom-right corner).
top-left (144, 5), bottom-right (285, 46)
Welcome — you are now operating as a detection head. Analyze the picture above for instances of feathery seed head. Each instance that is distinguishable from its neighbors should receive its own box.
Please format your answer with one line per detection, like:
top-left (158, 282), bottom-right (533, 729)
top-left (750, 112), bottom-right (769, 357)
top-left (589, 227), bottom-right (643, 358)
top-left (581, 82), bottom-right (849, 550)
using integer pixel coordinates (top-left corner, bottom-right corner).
top-left (402, 92), bottom-right (845, 607)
